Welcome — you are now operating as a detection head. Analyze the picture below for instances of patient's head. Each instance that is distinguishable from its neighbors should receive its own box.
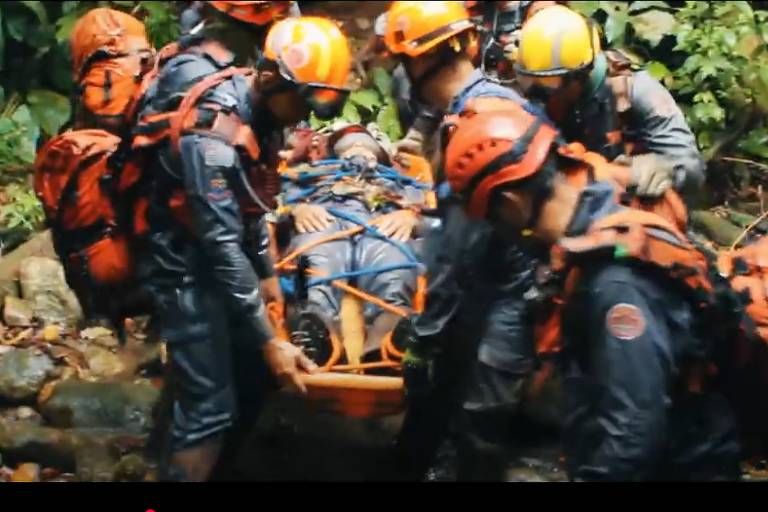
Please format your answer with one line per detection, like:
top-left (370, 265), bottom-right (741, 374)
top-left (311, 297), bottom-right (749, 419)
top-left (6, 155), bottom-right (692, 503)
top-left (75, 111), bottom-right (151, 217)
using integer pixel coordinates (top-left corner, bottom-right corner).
top-left (329, 123), bottom-right (393, 165)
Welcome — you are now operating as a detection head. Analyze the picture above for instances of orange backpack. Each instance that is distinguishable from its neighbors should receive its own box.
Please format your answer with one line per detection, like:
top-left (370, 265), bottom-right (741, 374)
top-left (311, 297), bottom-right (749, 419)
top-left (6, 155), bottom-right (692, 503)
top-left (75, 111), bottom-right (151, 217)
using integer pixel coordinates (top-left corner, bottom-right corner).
top-left (70, 8), bottom-right (156, 134)
top-left (529, 190), bottom-right (768, 453)
top-left (717, 237), bottom-right (768, 344)
top-left (34, 129), bottom-right (133, 288)
top-left (715, 237), bottom-right (768, 453)
top-left (129, 41), bottom-right (280, 229)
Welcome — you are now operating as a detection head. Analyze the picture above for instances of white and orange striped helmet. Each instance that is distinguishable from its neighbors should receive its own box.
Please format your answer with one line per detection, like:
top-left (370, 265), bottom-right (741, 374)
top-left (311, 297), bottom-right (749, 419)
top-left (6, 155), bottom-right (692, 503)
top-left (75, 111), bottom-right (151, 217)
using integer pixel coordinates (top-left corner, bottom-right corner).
top-left (262, 16), bottom-right (352, 119)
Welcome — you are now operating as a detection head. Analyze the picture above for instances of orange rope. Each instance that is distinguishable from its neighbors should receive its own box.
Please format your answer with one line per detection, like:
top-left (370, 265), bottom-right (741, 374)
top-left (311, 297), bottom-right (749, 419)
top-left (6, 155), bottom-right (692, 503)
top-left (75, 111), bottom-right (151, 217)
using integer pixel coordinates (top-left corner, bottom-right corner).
top-left (281, 263), bottom-right (410, 318)
top-left (384, 331), bottom-right (405, 359)
top-left (320, 332), bottom-right (344, 372)
top-left (275, 226), bottom-right (363, 270)
top-left (329, 361), bottom-right (401, 372)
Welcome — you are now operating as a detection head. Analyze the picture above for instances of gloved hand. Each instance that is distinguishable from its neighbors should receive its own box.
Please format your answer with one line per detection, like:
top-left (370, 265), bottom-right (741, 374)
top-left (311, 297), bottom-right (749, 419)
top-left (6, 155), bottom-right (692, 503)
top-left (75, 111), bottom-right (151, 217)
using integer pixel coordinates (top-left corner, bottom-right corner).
top-left (371, 209), bottom-right (420, 242)
top-left (292, 204), bottom-right (334, 234)
top-left (263, 338), bottom-right (318, 394)
top-left (259, 276), bottom-right (283, 307)
top-left (627, 153), bottom-right (676, 198)
top-left (394, 126), bottom-right (426, 167)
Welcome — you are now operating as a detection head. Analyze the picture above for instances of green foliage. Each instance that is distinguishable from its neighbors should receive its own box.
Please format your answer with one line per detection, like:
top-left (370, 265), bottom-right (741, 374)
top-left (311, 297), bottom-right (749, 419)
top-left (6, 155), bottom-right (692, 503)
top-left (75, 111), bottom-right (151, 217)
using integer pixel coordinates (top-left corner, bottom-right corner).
top-left (661, 2), bottom-right (768, 161)
top-left (575, 1), bottom-right (768, 164)
top-left (0, 1), bottom-right (179, 248)
top-left (309, 67), bottom-right (403, 141)
top-left (0, 95), bottom-right (39, 171)
top-left (0, 182), bottom-right (44, 241)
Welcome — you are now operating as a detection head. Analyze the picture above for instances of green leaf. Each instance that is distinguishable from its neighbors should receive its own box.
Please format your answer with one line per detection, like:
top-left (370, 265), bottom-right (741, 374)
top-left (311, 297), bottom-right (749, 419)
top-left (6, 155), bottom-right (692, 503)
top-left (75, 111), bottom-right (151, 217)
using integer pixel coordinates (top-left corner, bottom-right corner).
top-left (26, 89), bottom-right (71, 136)
top-left (349, 89), bottom-right (380, 112)
top-left (737, 128), bottom-right (768, 159)
top-left (56, 11), bottom-right (81, 43)
top-left (730, 1), bottom-right (754, 18)
top-left (631, 10), bottom-right (677, 47)
top-left (8, 105), bottom-right (38, 164)
top-left (628, 1), bottom-right (670, 13)
top-left (308, 111), bottom-right (322, 130)
top-left (601, 2), bottom-right (629, 44)
top-left (20, 1), bottom-right (48, 25)
top-left (5, 11), bottom-right (31, 42)
top-left (371, 67), bottom-right (393, 98)
top-left (752, 65), bottom-right (768, 113)
top-left (376, 101), bottom-right (402, 142)
top-left (571, 1), bottom-right (600, 17)
top-left (0, 8), bottom-right (4, 71)
top-left (62, 1), bottom-right (79, 14)
top-left (26, 23), bottom-right (56, 51)
top-left (43, 44), bottom-right (74, 92)
top-left (646, 61), bottom-right (671, 81)
top-left (341, 101), bottom-right (362, 124)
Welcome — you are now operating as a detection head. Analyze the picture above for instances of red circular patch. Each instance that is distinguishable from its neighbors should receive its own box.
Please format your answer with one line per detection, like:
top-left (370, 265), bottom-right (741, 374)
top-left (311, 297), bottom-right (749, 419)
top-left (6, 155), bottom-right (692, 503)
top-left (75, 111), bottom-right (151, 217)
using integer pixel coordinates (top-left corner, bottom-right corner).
top-left (605, 303), bottom-right (646, 340)
top-left (283, 44), bottom-right (309, 70)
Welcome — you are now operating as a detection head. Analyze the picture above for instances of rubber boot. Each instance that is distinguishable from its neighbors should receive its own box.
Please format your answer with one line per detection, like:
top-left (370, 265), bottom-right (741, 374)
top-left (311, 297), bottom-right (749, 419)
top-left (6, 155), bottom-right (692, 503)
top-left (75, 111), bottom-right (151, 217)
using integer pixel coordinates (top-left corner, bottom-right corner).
top-left (162, 435), bottom-right (224, 482)
top-left (365, 312), bottom-right (401, 355)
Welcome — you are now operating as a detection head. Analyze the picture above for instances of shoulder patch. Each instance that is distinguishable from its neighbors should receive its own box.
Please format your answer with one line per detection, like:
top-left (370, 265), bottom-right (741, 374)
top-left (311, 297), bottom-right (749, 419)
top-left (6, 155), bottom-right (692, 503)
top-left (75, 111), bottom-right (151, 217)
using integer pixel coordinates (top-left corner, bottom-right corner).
top-left (207, 170), bottom-right (233, 202)
top-left (605, 303), bottom-right (646, 340)
top-left (202, 140), bottom-right (236, 168)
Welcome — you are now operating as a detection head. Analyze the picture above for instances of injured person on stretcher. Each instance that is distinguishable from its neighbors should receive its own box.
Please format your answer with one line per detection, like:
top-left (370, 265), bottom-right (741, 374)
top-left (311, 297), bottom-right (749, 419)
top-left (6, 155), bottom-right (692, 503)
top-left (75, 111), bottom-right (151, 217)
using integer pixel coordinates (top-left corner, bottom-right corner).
top-left (273, 122), bottom-right (438, 370)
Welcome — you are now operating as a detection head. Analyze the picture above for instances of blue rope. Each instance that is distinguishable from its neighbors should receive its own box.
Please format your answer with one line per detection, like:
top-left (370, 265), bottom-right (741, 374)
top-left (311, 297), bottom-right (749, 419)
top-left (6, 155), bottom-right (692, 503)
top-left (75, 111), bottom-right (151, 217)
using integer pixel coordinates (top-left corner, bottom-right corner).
top-left (281, 159), bottom-right (433, 191)
top-left (325, 207), bottom-right (420, 265)
top-left (306, 263), bottom-right (419, 288)
top-left (280, 159), bottom-right (429, 289)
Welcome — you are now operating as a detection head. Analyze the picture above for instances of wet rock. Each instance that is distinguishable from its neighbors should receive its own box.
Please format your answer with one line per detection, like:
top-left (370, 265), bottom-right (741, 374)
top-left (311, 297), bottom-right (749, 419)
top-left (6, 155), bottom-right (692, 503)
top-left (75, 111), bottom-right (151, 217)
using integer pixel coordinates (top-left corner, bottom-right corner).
top-left (42, 325), bottom-right (61, 343)
top-left (47, 473), bottom-right (78, 482)
top-left (0, 348), bottom-right (56, 402)
top-left (523, 369), bottom-right (563, 430)
top-left (74, 435), bottom-right (117, 482)
top-left (137, 342), bottom-right (164, 376)
top-left (505, 466), bottom-right (547, 482)
top-left (0, 406), bottom-right (43, 425)
top-left (3, 296), bottom-right (34, 327)
top-left (80, 326), bottom-right (113, 341)
top-left (18, 257), bottom-right (82, 328)
top-left (0, 422), bottom-right (77, 470)
top-left (83, 346), bottom-right (128, 379)
top-left (112, 453), bottom-right (149, 482)
top-left (108, 434), bottom-right (146, 459)
top-left (47, 345), bottom-right (88, 374)
top-left (11, 462), bottom-right (41, 482)
top-left (80, 327), bottom-right (119, 349)
top-left (39, 380), bottom-right (160, 433)
top-left (0, 280), bottom-right (20, 303)
top-left (40, 467), bottom-right (61, 481)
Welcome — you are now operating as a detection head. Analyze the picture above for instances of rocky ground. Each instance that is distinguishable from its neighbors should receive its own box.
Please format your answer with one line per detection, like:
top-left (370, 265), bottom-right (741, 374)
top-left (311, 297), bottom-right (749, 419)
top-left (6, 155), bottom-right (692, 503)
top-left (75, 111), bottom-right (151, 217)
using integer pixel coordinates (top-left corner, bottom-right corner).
top-left (0, 233), bottom-right (765, 482)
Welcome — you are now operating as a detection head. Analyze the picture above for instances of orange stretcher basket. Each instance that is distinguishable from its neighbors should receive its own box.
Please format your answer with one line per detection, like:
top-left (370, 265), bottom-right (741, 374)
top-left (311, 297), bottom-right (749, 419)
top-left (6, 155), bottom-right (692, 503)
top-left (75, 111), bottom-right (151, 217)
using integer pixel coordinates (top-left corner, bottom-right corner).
top-left (268, 155), bottom-right (435, 418)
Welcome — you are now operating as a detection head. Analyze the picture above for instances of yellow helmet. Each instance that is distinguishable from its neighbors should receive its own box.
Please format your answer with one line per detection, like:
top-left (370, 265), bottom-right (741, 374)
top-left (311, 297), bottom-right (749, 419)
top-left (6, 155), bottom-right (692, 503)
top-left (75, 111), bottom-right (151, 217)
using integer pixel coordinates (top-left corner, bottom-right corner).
top-left (384, 1), bottom-right (475, 58)
top-left (515, 5), bottom-right (601, 77)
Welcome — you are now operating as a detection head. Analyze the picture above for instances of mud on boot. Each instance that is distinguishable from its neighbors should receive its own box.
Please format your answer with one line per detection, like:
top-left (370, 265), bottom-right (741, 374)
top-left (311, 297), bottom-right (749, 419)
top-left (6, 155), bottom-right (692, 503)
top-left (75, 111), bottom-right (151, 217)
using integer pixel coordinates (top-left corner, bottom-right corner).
top-left (290, 311), bottom-right (334, 367)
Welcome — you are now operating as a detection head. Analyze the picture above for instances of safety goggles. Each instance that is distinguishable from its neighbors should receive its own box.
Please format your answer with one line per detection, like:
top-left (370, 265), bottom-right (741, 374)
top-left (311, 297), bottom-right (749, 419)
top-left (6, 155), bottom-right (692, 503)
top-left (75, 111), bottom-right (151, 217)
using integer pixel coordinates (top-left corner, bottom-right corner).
top-left (266, 55), bottom-right (351, 120)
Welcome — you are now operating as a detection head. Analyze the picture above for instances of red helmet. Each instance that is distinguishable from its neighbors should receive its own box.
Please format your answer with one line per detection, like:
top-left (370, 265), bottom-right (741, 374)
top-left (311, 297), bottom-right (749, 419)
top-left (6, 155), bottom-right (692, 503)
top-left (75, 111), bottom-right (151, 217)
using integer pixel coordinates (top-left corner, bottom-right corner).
top-left (444, 102), bottom-right (559, 219)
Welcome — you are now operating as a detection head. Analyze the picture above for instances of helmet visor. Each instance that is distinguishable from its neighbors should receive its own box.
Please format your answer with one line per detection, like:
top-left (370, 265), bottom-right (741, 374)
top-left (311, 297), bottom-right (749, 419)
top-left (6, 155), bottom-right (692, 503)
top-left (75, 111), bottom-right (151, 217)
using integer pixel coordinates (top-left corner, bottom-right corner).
top-left (299, 83), bottom-right (350, 120)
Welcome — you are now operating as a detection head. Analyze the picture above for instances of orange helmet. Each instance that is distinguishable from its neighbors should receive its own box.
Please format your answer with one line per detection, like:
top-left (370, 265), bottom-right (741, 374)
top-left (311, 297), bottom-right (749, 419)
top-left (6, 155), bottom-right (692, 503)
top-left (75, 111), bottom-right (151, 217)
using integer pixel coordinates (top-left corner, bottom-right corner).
top-left (262, 16), bottom-right (351, 119)
top-left (444, 103), bottom-right (559, 219)
top-left (384, 1), bottom-right (475, 57)
top-left (208, 1), bottom-right (294, 25)
top-left (70, 8), bottom-right (152, 76)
